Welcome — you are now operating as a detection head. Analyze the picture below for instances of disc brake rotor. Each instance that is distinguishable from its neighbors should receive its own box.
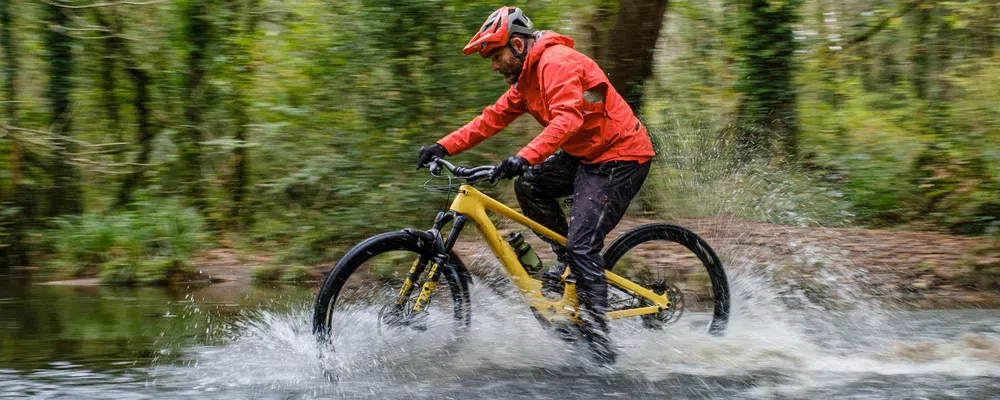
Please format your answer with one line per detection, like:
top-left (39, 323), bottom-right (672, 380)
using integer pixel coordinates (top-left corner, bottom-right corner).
top-left (640, 280), bottom-right (685, 329)
top-left (377, 275), bottom-right (438, 335)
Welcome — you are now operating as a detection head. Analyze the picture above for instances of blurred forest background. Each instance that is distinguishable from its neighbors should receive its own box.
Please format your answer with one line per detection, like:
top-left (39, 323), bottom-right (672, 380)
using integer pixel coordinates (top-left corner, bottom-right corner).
top-left (0, 0), bottom-right (997, 284)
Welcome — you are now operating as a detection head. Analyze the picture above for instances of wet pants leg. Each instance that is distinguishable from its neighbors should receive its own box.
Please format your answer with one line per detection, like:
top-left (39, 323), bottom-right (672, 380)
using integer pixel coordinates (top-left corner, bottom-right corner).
top-left (515, 154), bottom-right (652, 329)
top-left (566, 160), bottom-right (651, 334)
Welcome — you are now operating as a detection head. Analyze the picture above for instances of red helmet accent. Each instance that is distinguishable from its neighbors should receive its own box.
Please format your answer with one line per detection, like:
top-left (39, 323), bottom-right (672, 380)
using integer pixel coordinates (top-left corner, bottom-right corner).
top-left (463, 6), bottom-right (534, 57)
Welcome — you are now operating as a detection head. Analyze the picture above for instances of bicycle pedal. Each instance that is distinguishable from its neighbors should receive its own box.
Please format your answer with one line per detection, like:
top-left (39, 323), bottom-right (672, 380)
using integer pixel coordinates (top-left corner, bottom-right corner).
top-left (541, 273), bottom-right (564, 299)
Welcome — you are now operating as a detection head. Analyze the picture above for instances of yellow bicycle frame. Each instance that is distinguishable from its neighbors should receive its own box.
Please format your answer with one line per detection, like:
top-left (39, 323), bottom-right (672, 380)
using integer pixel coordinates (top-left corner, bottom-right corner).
top-left (441, 184), bottom-right (671, 325)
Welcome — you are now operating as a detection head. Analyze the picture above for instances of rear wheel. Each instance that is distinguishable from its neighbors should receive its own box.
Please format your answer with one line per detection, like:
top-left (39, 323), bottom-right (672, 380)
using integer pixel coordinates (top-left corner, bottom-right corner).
top-left (603, 223), bottom-right (730, 335)
top-left (312, 231), bottom-right (472, 346)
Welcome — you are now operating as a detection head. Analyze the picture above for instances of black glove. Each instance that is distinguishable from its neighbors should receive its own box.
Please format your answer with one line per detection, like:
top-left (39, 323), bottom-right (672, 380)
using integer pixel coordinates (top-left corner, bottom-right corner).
top-left (417, 144), bottom-right (449, 169)
top-left (490, 155), bottom-right (532, 181)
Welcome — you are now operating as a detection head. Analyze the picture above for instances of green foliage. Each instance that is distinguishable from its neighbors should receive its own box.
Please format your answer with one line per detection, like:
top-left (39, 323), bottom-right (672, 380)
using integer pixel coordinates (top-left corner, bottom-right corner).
top-left (371, 259), bottom-right (399, 283)
top-left (371, 252), bottom-right (413, 283)
top-left (48, 200), bottom-right (205, 282)
top-left (51, 214), bottom-right (123, 274)
top-left (2, 0), bottom-right (999, 278)
top-left (97, 258), bottom-right (177, 285)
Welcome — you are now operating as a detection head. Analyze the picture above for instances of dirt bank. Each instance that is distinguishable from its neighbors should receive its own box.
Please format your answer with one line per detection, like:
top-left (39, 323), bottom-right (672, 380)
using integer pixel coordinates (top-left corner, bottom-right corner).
top-left (188, 217), bottom-right (999, 309)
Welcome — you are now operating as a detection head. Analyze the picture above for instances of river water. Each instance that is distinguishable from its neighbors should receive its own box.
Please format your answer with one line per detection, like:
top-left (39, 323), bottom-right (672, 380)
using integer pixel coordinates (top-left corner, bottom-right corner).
top-left (2, 267), bottom-right (999, 399)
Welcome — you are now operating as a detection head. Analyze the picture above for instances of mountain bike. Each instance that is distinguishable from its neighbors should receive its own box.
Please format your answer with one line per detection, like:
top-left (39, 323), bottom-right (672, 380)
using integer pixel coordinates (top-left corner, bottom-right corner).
top-left (312, 158), bottom-right (730, 357)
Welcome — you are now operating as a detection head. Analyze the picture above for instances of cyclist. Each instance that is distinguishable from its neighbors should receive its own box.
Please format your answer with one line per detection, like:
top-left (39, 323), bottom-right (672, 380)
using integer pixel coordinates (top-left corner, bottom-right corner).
top-left (417, 6), bottom-right (654, 364)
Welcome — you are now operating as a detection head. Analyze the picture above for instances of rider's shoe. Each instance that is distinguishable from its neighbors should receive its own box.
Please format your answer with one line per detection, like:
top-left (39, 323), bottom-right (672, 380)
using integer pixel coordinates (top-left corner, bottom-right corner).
top-left (581, 324), bottom-right (616, 365)
top-left (579, 309), bottom-right (617, 366)
top-left (588, 334), bottom-right (617, 366)
top-left (552, 322), bottom-right (581, 343)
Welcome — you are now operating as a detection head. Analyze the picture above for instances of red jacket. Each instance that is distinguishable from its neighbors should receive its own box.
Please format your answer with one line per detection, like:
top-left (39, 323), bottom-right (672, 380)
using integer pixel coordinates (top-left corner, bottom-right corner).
top-left (438, 32), bottom-right (655, 166)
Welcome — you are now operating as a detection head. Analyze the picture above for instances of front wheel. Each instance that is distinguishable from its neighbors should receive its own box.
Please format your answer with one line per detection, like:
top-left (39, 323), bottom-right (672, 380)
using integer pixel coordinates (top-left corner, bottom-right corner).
top-left (312, 230), bottom-right (472, 344)
top-left (603, 223), bottom-right (730, 335)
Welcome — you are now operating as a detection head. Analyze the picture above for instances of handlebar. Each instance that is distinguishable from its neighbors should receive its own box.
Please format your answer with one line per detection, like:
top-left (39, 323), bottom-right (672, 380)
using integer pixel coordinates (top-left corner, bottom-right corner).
top-left (428, 157), bottom-right (495, 183)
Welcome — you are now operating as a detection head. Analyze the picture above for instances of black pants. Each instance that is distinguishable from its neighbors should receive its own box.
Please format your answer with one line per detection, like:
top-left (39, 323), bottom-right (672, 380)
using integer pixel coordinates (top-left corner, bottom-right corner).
top-left (514, 151), bottom-right (651, 331)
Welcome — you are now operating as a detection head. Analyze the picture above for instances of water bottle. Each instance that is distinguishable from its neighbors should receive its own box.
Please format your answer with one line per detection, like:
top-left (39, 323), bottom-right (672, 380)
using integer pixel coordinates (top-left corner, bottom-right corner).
top-left (506, 232), bottom-right (543, 274)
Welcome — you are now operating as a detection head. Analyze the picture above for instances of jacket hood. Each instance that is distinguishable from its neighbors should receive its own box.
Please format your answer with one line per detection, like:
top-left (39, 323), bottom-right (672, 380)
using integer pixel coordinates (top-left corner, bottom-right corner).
top-left (519, 31), bottom-right (575, 79)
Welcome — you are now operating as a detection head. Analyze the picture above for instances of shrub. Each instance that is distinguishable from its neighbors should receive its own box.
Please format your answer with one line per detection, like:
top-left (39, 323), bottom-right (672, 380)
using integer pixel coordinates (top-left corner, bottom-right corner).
top-left (49, 199), bottom-right (205, 285)
top-left (251, 265), bottom-right (283, 283)
top-left (98, 259), bottom-right (137, 285)
top-left (137, 258), bottom-right (181, 285)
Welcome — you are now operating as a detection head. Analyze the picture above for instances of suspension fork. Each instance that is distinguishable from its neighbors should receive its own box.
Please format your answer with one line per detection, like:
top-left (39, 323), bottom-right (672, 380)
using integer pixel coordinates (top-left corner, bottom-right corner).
top-left (405, 211), bottom-right (467, 313)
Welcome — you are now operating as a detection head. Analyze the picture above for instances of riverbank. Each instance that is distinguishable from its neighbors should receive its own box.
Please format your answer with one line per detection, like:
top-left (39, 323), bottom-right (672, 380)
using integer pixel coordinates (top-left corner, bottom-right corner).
top-left (33, 217), bottom-right (1000, 310)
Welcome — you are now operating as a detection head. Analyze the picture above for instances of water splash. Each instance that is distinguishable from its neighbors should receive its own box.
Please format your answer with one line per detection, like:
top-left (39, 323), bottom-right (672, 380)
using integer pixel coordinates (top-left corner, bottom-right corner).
top-left (145, 269), bottom-right (1000, 398)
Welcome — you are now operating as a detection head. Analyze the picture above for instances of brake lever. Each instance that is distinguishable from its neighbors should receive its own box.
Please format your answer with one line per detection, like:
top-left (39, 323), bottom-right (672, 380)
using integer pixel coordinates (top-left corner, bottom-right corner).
top-left (488, 166), bottom-right (501, 184)
top-left (428, 158), bottom-right (442, 176)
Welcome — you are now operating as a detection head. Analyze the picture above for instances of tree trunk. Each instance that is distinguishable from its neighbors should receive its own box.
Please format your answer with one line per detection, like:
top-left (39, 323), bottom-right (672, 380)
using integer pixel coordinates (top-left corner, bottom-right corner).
top-left (735, 0), bottom-right (802, 162)
top-left (99, 9), bottom-right (156, 207)
top-left (911, 1), bottom-right (931, 101)
top-left (44, 2), bottom-right (82, 217)
top-left (1, 0), bottom-right (26, 267)
top-left (95, 10), bottom-right (124, 161)
top-left (816, 1), bottom-right (848, 155)
top-left (592, 0), bottom-right (670, 114)
top-left (181, 0), bottom-right (211, 210)
top-left (991, 1), bottom-right (999, 54)
top-left (116, 53), bottom-right (153, 206)
top-left (224, 0), bottom-right (258, 227)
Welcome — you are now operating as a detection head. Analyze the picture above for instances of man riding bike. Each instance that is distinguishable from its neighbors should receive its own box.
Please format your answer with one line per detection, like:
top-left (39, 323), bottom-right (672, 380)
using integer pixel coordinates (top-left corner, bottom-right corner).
top-left (417, 6), bottom-right (654, 364)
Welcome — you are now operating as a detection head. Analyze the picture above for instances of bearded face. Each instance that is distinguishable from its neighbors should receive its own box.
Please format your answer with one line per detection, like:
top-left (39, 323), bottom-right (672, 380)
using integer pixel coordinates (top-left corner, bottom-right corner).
top-left (488, 37), bottom-right (526, 85)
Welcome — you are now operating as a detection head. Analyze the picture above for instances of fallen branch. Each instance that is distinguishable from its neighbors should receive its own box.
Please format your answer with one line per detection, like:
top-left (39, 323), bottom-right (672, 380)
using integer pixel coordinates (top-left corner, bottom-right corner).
top-left (57, 25), bottom-right (111, 32)
top-left (38, 0), bottom-right (169, 10)
top-left (69, 148), bottom-right (126, 156)
top-left (3, 133), bottom-right (60, 150)
top-left (69, 157), bottom-right (154, 167)
top-left (2, 124), bottom-right (128, 148)
top-left (2, 123), bottom-right (56, 137)
top-left (79, 167), bottom-right (143, 175)
top-left (64, 138), bottom-right (129, 147)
